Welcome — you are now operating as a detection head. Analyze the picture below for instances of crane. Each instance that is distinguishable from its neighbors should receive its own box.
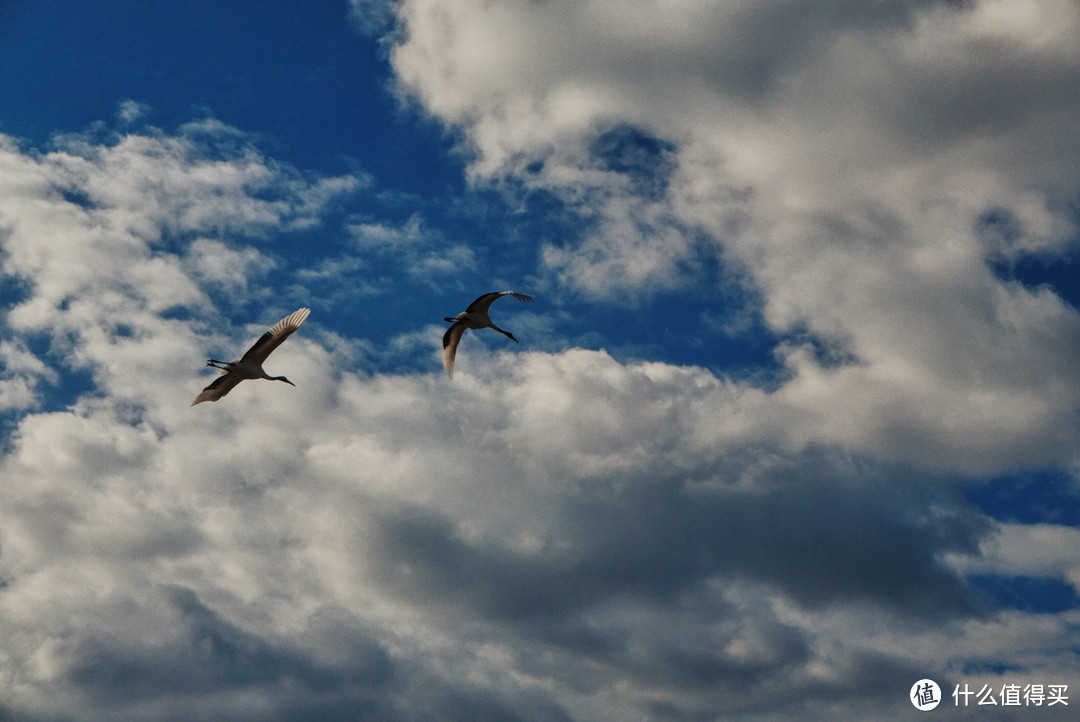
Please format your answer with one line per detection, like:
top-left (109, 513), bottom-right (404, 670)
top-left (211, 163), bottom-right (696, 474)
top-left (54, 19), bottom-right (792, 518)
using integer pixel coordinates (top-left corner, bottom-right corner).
top-left (191, 307), bottom-right (311, 406)
top-left (442, 291), bottom-right (534, 379)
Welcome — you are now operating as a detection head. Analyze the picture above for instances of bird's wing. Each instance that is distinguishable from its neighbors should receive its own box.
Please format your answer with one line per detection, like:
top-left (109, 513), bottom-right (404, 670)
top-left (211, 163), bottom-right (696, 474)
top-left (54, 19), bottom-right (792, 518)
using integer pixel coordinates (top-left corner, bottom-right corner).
top-left (239, 307), bottom-right (311, 365)
top-left (191, 371), bottom-right (244, 406)
top-left (464, 292), bottom-right (504, 314)
top-left (442, 323), bottom-right (466, 379)
top-left (465, 291), bottom-right (534, 314)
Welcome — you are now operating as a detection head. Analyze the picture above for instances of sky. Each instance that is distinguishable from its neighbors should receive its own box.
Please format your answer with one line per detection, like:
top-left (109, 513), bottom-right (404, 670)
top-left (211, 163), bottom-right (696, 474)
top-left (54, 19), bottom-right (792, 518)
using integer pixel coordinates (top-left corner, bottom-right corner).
top-left (0, 0), bottom-right (1079, 720)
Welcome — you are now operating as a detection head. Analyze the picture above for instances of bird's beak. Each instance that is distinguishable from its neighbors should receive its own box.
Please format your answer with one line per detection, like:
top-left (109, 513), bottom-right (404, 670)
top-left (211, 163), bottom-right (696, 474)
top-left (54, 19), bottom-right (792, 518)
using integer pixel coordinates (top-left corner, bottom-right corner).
top-left (282, 378), bottom-right (295, 386)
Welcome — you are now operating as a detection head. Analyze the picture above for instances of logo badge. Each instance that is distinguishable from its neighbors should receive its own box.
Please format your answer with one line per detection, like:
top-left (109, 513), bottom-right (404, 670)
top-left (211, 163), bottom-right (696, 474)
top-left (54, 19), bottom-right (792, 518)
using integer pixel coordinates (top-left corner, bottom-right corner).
top-left (911, 679), bottom-right (942, 711)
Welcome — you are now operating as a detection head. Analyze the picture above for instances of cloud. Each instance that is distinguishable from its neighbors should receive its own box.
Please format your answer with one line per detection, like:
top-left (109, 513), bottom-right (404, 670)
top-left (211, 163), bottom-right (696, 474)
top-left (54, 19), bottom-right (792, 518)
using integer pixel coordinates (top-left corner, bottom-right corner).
top-left (0, 340), bottom-right (58, 411)
top-left (184, 238), bottom-right (276, 295)
top-left (0, 67), bottom-right (1078, 722)
top-left (0, 119), bottom-right (367, 409)
top-left (115, 100), bottom-right (151, 126)
top-left (348, 213), bottom-right (478, 285)
top-left (952, 522), bottom-right (1080, 595)
top-left (0, 346), bottom-right (994, 720)
top-left (387, 0), bottom-right (1080, 477)
top-left (349, 0), bottom-right (401, 37)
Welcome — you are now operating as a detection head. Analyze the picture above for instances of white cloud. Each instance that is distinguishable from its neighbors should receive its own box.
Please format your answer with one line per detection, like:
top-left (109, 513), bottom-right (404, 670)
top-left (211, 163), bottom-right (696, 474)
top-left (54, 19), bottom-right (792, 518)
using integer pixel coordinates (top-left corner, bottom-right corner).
top-left (951, 522), bottom-right (1080, 593)
top-left (386, 0), bottom-right (1080, 475)
top-left (115, 99), bottom-right (151, 126)
top-left (185, 238), bottom-right (275, 294)
top-left (0, 120), bottom-right (368, 407)
top-left (0, 341), bottom-right (57, 411)
top-left (1, 343), bottom-right (998, 720)
top-left (0, 45), bottom-right (1077, 717)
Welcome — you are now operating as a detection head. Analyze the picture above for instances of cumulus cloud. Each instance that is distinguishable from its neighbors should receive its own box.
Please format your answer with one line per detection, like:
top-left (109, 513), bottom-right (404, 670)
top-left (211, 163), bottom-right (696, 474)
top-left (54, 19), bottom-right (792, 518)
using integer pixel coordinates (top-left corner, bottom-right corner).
top-left (0, 340), bottom-right (57, 411)
top-left (0, 344), bottom-right (993, 721)
top-left (0, 120), bottom-right (999, 720)
top-left (0, 322), bottom-right (1067, 720)
top-left (2, 2), bottom-right (1080, 716)
top-left (387, 0), bottom-right (1080, 476)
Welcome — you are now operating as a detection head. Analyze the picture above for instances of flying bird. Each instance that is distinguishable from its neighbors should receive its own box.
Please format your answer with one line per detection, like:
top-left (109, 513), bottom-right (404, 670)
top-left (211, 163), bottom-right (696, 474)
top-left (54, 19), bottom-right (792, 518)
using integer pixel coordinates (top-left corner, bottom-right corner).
top-left (442, 291), bottom-right (534, 379)
top-left (191, 307), bottom-right (311, 406)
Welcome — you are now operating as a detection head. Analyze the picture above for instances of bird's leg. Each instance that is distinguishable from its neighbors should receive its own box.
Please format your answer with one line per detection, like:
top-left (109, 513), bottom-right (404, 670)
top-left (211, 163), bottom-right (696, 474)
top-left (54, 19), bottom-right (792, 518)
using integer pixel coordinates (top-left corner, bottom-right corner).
top-left (206, 359), bottom-right (233, 370)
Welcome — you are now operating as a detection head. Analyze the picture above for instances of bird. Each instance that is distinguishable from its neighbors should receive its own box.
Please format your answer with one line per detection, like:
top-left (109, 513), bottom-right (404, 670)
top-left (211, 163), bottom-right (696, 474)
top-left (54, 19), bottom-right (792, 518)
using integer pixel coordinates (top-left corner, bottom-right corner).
top-left (442, 291), bottom-right (534, 379)
top-left (191, 307), bottom-right (311, 406)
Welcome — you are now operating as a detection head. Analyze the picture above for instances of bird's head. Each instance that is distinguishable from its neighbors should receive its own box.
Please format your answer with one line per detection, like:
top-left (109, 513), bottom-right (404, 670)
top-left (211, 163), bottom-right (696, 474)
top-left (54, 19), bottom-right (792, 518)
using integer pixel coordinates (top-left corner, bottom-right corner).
top-left (273, 376), bottom-right (295, 386)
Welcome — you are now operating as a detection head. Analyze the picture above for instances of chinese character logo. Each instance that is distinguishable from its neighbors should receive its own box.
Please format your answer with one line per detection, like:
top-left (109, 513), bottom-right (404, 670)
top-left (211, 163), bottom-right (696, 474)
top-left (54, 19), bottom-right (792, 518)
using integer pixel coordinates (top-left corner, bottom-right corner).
top-left (911, 679), bottom-right (942, 711)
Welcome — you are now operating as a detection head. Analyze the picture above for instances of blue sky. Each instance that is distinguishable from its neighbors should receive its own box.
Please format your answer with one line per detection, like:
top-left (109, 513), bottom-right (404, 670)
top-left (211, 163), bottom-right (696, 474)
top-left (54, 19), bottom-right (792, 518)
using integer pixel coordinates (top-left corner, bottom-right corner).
top-left (1, 1), bottom-right (1079, 720)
